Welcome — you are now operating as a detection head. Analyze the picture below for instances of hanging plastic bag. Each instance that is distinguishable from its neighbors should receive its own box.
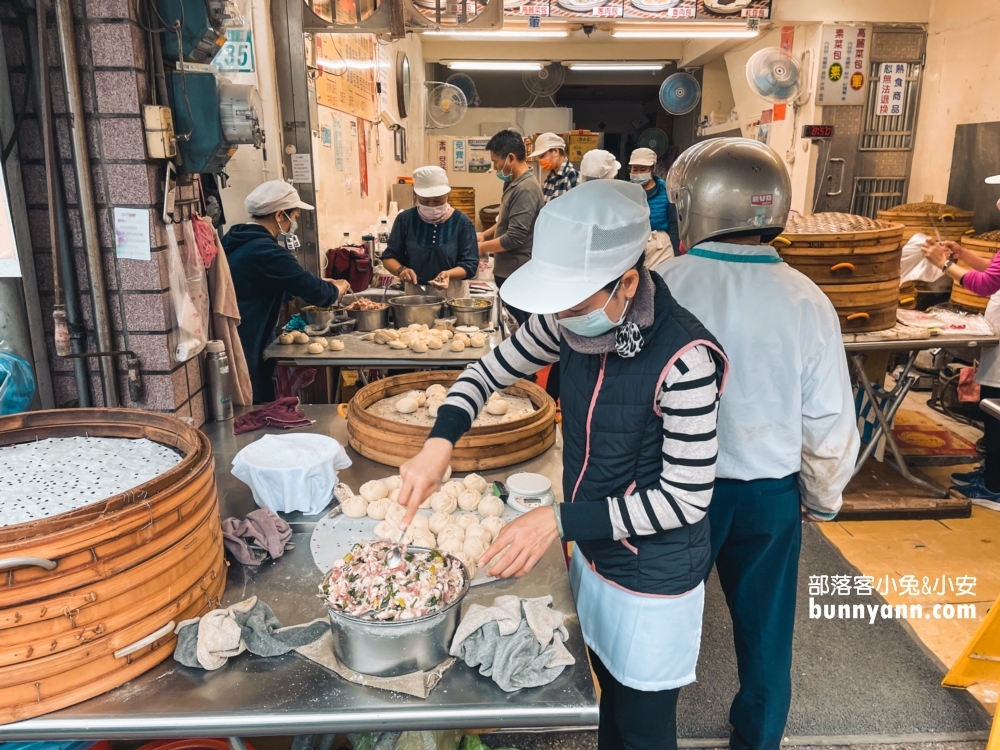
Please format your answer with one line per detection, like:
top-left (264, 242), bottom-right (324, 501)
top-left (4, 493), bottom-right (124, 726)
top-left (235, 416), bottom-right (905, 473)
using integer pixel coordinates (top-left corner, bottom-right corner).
top-left (0, 340), bottom-right (36, 414)
top-left (166, 222), bottom-right (210, 362)
top-left (900, 232), bottom-right (945, 285)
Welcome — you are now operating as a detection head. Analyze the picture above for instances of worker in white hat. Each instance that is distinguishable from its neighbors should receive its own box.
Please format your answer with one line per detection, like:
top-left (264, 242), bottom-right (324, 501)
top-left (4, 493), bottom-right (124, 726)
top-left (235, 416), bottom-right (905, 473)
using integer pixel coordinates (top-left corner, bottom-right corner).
top-left (629, 146), bottom-right (680, 268)
top-left (397, 180), bottom-right (729, 750)
top-left (381, 166), bottom-right (479, 299)
top-left (580, 149), bottom-right (621, 182)
top-left (531, 132), bottom-right (579, 204)
top-left (225, 180), bottom-right (350, 402)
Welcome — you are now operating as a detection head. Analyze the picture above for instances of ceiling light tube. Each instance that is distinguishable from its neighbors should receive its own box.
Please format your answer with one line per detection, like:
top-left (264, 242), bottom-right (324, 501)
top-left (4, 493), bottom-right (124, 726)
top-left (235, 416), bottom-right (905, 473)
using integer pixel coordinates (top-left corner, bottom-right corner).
top-left (611, 28), bottom-right (759, 39)
top-left (569, 63), bottom-right (665, 71)
top-left (446, 61), bottom-right (544, 71)
top-left (424, 30), bottom-right (568, 39)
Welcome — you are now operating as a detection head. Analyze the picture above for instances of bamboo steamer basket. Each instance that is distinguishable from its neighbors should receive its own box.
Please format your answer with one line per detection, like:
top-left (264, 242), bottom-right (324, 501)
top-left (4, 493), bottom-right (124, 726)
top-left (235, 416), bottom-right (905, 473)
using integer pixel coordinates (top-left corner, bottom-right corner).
top-left (774, 212), bottom-right (905, 333)
top-left (899, 280), bottom-right (918, 310)
top-left (346, 371), bottom-right (556, 470)
top-left (449, 187), bottom-right (476, 225)
top-left (479, 204), bottom-right (500, 231)
top-left (877, 201), bottom-right (974, 242)
top-left (0, 408), bottom-right (224, 725)
top-left (950, 229), bottom-right (1000, 312)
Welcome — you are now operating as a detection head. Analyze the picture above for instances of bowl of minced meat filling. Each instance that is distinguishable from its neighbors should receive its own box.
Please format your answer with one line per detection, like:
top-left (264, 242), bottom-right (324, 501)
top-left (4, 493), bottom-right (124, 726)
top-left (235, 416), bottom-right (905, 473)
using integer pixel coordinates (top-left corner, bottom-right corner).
top-left (320, 539), bottom-right (469, 676)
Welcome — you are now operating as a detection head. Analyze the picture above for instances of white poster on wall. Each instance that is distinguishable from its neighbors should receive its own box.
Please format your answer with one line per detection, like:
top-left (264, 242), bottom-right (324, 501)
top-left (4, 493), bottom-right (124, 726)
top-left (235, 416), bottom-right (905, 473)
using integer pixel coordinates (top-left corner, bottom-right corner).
top-left (875, 62), bottom-right (907, 117)
top-left (0, 160), bottom-right (21, 277)
top-left (113, 207), bottom-right (151, 261)
top-left (816, 23), bottom-right (871, 106)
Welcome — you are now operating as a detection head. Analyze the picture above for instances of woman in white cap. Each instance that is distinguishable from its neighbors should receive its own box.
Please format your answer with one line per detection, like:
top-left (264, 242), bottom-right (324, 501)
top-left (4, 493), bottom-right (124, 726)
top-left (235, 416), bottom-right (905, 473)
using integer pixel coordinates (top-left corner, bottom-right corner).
top-left (397, 181), bottom-right (729, 750)
top-left (580, 149), bottom-right (621, 182)
top-left (630, 147), bottom-right (680, 267)
top-left (531, 132), bottom-right (579, 203)
top-left (226, 180), bottom-right (350, 403)
top-left (381, 166), bottom-right (479, 298)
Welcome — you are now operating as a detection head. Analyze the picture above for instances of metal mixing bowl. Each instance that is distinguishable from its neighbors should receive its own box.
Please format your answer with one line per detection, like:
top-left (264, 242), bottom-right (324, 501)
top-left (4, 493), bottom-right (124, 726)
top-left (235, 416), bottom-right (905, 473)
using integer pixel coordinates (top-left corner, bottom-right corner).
top-left (447, 297), bottom-right (493, 329)
top-left (389, 295), bottom-right (445, 328)
top-left (346, 306), bottom-right (389, 332)
top-left (303, 306), bottom-right (338, 327)
top-left (325, 549), bottom-right (469, 677)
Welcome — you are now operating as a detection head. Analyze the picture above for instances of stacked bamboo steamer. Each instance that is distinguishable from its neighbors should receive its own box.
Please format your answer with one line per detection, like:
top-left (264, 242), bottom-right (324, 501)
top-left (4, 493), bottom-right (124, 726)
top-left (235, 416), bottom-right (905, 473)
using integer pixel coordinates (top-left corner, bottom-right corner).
top-left (449, 187), bottom-right (476, 225)
top-left (479, 204), bottom-right (500, 231)
top-left (0, 409), bottom-right (225, 724)
top-left (950, 230), bottom-right (1000, 312)
top-left (775, 212), bottom-right (905, 333)
top-left (877, 201), bottom-right (974, 242)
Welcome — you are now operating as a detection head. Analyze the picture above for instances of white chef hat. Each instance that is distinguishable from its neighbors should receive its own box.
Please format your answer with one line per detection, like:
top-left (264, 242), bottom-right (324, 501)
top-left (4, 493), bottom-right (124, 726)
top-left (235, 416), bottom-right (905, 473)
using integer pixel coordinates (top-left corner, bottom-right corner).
top-left (580, 149), bottom-right (621, 181)
top-left (245, 181), bottom-right (313, 217)
top-left (629, 148), bottom-right (658, 167)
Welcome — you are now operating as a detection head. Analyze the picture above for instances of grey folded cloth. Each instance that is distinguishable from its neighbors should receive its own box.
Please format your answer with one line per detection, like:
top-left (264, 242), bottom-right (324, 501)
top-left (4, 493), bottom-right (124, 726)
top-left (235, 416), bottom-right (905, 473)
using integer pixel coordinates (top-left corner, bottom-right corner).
top-left (449, 595), bottom-right (575, 692)
top-left (174, 596), bottom-right (328, 670)
top-left (222, 508), bottom-right (292, 566)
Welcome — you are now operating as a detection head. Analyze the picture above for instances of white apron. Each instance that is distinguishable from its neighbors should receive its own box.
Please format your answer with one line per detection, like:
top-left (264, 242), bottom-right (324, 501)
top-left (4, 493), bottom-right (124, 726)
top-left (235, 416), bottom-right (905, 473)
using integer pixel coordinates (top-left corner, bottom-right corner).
top-left (644, 231), bottom-right (675, 270)
top-left (569, 545), bottom-right (704, 692)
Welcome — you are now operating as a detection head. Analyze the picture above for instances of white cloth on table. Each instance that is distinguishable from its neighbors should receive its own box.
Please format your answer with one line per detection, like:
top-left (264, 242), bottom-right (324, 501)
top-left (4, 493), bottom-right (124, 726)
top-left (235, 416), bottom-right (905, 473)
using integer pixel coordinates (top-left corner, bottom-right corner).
top-left (976, 293), bottom-right (1000, 387)
top-left (569, 546), bottom-right (703, 692)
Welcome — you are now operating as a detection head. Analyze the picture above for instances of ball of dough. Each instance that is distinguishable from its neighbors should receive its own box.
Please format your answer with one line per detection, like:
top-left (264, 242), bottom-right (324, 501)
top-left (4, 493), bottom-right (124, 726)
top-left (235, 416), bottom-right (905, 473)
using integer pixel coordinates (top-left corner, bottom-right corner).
top-left (387, 487), bottom-right (401, 502)
top-left (463, 536), bottom-right (488, 561)
top-left (395, 396), bottom-right (419, 414)
top-left (466, 524), bottom-right (492, 547)
top-left (407, 323), bottom-right (423, 332)
top-left (384, 475), bottom-right (403, 490)
top-left (454, 550), bottom-right (478, 578)
top-left (374, 520), bottom-right (397, 540)
top-left (402, 390), bottom-right (426, 407)
top-left (311, 336), bottom-right (328, 347)
top-left (340, 495), bottom-right (368, 518)
top-left (463, 473), bottom-right (489, 493)
top-left (366, 497), bottom-right (392, 520)
top-left (437, 537), bottom-right (464, 556)
top-left (457, 489), bottom-right (482, 512)
top-left (437, 524), bottom-right (466, 544)
top-left (307, 342), bottom-right (325, 354)
top-left (441, 330), bottom-right (454, 341)
top-left (478, 494), bottom-right (503, 518)
top-left (419, 493), bottom-right (433, 509)
top-left (361, 332), bottom-right (376, 341)
top-left (373, 330), bottom-right (392, 345)
top-left (411, 531), bottom-right (437, 549)
top-left (454, 333), bottom-right (471, 346)
top-left (329, 339), bottom-right (345, 351)
top-left (449, 340), bottom-right (466, 352)
top-left (428, 401), bottom-right (441, 418)
top-left (429, 511), bottom-right (454, 535)
top-left (385, 502), bottom-right (407, 527)
top-left (470, 333), bottom-right (487, 348)
top-left (442, 480), bottom-right (465, 498)
top-left (360, 480), bottom-right (389, 502)
top-left (410, 513), bottom-right (430, 531)
top-left (399, 331), bottom-right (416, 345)
top-left (480, 516), bottom-right (505, 540)
top-left (385, 329), bottom-right (400, 341)
top-left (410, 341), bottom-right (428, 354)
top-left (430, 491), bottom-right (458, 514)
top-left (388, 340), bottom-right (408, 350)
top-left (456, 513), bottom-right (479, 529)
top-left (278, 332), bottom-right (295, 345)
top-left (486, 398), bottom-right (509, 416)
top-left (426, 384), bottom-right (448, 400)
top-left (292, 331), bottom-right (310, 344)
top-left (426, 337), bottom-right (443, 350)
top-left (443, 465), bottom-right (453, 482)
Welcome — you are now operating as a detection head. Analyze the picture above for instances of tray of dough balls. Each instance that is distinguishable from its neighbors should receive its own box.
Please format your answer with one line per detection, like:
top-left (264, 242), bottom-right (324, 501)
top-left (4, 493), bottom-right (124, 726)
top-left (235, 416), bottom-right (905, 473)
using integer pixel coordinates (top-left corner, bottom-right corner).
top-left (369, 383), bottom-right (531, 427)
top-left (360, 324), bottom-right (490, 353)
top-left (310, 471), bottom-right (521, 586)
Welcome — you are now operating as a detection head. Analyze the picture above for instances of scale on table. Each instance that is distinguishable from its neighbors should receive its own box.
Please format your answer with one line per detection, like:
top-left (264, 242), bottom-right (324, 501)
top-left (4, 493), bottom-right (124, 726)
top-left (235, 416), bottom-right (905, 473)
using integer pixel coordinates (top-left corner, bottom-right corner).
top-left (495, 472), bottom-right (555, 514)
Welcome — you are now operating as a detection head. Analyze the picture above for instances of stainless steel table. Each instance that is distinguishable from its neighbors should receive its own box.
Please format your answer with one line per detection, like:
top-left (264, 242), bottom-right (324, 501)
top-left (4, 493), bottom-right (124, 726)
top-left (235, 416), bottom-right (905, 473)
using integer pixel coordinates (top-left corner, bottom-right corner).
top-left (0, 407), bottom-right (595, 740)
top-left (843, 332), bottom-right (997, 497)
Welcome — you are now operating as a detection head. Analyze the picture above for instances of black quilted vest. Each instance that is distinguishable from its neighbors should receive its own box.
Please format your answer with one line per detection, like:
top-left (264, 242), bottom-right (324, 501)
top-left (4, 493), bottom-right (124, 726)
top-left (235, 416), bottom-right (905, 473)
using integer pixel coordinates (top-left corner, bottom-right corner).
top-left (562, 274), bottom-right (726, 595)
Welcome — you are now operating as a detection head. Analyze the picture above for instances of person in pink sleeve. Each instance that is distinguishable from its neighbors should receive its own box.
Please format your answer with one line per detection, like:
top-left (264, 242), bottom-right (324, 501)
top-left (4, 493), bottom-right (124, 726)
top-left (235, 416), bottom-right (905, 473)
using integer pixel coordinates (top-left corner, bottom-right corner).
top-left (921, 234), bottom-right (1000, 297)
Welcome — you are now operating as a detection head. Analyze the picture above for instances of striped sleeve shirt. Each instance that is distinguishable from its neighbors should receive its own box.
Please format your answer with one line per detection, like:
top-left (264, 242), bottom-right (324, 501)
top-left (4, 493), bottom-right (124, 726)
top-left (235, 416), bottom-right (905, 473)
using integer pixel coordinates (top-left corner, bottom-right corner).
top-left (542, 161), bottom-right (580, 203)
top-left (429, 314), bottom-right (720, 541)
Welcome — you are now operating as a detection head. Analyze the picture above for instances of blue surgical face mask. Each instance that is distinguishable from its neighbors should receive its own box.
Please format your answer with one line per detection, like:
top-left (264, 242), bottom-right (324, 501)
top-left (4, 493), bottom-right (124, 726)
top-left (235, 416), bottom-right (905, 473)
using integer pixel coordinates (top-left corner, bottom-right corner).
top-left (630, 172), bottom-right (652, 186)
top-left (558, 281), bottom-right (630, 338)
top-left (496, 157), bottom-right (513, 183)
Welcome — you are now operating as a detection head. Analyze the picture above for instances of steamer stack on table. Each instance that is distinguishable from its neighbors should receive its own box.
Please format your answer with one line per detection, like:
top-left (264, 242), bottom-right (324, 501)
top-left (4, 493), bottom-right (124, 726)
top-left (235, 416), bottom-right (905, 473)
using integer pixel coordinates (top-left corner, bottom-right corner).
top-left (950, 230), bottom-right (1000, 312)
top-left (449, 187), bottom-right (477, 226)
top-left (0, 409), bottom-right (225, 725)
top-left (878, 201), bottom-right (976, 295)
top-left (775, 212), bottom-right (905, 334)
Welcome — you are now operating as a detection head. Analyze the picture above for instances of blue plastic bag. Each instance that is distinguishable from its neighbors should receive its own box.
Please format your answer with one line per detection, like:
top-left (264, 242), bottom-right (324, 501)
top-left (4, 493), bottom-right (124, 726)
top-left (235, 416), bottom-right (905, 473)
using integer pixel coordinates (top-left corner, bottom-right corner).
top-left (0, 342), bottom-right (35, 415)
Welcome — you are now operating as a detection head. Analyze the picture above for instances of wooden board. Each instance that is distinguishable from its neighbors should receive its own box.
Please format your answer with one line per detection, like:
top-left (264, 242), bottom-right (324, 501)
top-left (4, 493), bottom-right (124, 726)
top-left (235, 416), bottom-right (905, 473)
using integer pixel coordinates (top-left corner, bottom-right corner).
top-left (840, 459), bottom-right (971, 520)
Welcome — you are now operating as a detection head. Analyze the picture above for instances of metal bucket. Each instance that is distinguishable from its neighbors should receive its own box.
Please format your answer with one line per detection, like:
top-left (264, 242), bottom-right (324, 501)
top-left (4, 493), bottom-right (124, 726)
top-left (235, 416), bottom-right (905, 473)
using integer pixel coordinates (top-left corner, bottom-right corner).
top-left (447, 298), bottom-right (492, 329)
top-left (346, 307), bottom-right (389, 331)
top-left (389, 295), bottom-right (445, 328)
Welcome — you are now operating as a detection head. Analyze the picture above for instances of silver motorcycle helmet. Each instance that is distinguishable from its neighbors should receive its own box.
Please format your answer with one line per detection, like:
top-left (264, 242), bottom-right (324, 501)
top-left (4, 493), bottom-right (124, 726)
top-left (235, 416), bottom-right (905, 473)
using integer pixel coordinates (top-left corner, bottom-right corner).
top-left (667, 138), bottom-right (792, 252)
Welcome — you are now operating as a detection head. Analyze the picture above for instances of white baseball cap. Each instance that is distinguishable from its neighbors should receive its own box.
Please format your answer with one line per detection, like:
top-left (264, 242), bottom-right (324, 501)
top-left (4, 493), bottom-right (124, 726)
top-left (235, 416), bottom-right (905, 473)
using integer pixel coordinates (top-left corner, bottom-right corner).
top-left (499, 181), bottom-right (651, 315)
top-left (244, 180), bottom-right (313, 216)
top-left (986, 174), bottom-right (1000, 184)
top-left (412, 166), bottom-right (452, 198)
top-left (529, 132), bottom-right (567, 159)
top-left (629, 147), bottom-right (658, 167)
top-left (580, 149), bottom-right (621, 181)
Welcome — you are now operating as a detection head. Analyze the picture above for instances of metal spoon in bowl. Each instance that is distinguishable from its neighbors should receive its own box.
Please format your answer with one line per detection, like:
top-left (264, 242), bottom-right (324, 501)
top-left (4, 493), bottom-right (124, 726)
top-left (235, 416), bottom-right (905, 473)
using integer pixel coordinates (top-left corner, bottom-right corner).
top-left (386, 527), bottom-right (406, 568)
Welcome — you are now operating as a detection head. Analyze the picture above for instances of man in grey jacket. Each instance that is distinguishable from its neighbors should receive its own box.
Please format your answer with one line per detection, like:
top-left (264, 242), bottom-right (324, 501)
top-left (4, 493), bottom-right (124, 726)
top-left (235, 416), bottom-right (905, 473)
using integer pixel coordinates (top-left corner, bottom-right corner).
top-left (478, 129), bottom-right (544, 326)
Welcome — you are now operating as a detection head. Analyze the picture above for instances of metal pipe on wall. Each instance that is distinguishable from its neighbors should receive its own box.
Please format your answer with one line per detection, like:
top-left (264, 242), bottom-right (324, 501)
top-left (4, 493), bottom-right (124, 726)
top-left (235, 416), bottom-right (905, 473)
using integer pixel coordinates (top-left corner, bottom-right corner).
top-left (30, 0), bottom-right (92, 407)
top-left (52, 0), bottom-right (120, 407)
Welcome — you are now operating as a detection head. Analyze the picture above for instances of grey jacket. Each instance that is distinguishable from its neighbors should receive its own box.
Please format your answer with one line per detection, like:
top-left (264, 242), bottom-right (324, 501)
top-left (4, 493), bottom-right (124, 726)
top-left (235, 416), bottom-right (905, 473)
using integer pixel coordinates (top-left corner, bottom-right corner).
top-left (494, 169), bottom-right (544, 278)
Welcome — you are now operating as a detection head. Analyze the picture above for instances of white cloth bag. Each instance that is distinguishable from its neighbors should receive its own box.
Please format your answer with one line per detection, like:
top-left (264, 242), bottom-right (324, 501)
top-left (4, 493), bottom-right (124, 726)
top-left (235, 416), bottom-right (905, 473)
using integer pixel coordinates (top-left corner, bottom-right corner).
top-left (231, 433), bottom-right (352, 515)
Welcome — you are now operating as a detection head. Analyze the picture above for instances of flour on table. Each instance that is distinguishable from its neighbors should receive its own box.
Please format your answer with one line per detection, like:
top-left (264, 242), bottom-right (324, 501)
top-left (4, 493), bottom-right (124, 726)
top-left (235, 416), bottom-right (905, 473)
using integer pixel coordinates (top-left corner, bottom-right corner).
top-left (0, 436), bottom-right (183, 527)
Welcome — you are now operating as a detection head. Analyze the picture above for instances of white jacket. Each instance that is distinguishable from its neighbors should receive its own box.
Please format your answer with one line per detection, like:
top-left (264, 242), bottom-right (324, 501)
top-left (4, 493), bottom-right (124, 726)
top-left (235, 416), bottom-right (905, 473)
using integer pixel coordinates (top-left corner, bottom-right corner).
top-left (658, 241), bottom-right (860, 517)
